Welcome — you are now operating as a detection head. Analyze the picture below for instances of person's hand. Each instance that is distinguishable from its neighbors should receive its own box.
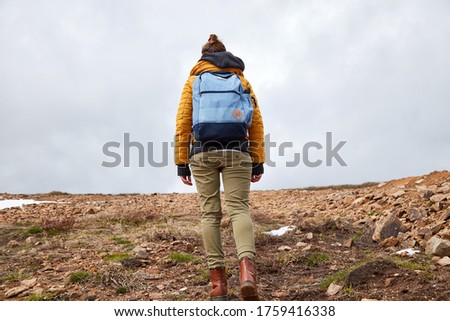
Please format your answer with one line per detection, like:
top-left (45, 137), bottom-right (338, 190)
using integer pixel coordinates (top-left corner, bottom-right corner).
top-left (251, 163), bottom-right (264, 183)
top-left (177, 165), bottom-right (192, 185)
top-left (251, 174), bottom-right (262, 183)
top-left (180, 176), bottom-right (193, 186)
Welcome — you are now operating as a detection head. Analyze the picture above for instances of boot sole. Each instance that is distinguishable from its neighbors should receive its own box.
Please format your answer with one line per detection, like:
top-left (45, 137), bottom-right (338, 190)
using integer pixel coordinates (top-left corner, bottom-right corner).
top-left (240, 281), bottom-right (259, 301)
top-left (210, 295), bottom-right (229, 301)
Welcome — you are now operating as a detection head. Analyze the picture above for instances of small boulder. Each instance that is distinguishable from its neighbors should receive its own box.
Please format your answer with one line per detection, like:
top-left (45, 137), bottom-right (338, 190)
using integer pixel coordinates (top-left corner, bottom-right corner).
top-left (4, 278), bottom-right (37, 298)
top-left (439, 212), bottom-right (450, 221)
top-left (5, 285), bottom-right (28, 298)
top-left (422, 190), bottom-right (434, 199)
top-left (417, 228), bottom-right (432, 238)
top-left (296, 242), bottom-right (308, 248)
top-left (437, 185), bottom-right (450, 194)
top-left (134, 250), bottom-right (149, 260)
top-left (430, 194), bottom-right (448, 203)
top-left (408, 208), bottom-right (426, 222)
top-left (21, 278), bottom-right (37, 287)
top-left (437, 256), bottom-right (450, 266)
top-left (372, 212), bottom-right (402, 242)
top-left (425, 236), bottom-right (450, 257)
top-left (380, 237), bottom-right (399, 248)
top-left (391, 190), bottom-right (405, 198)
top-left (352, 197), bottom-right (365, 207)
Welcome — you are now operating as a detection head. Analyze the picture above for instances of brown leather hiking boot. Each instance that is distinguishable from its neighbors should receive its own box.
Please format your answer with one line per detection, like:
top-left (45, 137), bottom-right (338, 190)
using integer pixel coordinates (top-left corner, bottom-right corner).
top-left (209, 267), bottom-right (228, 301)
top-left (239, 257), bottom-right (259, 300)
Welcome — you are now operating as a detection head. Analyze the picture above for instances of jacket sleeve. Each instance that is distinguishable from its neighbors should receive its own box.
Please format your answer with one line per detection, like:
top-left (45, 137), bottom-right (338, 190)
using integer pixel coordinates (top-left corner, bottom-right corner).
top-left (174, 77), bottom-right (194, 165)
top-left (242, 78), bottom-right (265, 164)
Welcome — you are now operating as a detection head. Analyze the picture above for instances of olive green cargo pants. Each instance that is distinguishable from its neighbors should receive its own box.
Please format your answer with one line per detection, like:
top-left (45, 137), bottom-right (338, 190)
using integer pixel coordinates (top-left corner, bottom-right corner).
top-left (190, 151), bottom-right (256, 269)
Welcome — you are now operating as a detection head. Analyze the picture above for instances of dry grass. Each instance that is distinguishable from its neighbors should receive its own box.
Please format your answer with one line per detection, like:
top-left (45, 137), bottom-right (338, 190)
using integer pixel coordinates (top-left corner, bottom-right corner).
top-left (96, 265), bottom-right (149, 291)
top-left (145, 225), bottom-right (202, 246)
top-left (301, 182), bottom-right (379, 191)
top-left (42, 217), bottom-right (75, 233)
top-left (116, 209), bottom-right (158, 226)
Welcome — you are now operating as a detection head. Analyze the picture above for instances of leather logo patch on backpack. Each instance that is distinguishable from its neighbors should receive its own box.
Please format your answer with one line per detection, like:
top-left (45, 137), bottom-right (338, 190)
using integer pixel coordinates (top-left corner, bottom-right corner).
top-left (232, 109), bottom-right (243, 120)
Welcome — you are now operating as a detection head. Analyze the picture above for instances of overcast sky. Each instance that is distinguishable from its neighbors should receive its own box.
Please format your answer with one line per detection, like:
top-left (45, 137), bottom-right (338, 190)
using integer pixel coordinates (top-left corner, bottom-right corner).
top-left (1, 0), bottom-right (449, 194)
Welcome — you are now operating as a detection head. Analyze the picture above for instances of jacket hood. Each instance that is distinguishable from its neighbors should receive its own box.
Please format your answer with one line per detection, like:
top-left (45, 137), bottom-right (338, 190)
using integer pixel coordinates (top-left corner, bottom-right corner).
top-left (190, 51), bottom-right (245, 76)
top-left (200, 52), bottom-right (245, 71)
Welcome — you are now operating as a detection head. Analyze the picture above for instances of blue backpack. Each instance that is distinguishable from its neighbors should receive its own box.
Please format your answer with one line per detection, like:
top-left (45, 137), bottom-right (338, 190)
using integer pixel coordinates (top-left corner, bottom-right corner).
top-left (192, 72), bottom-right (253, 142)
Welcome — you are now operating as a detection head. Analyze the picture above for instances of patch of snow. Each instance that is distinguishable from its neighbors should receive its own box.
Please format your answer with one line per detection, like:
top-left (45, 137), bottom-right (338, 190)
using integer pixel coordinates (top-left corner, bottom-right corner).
top-left (0, 199), bottom-right (57, 210)
top-left (263, 226), bottom-right (295, 236)
top-left (395, 248), bottom-right (421, 256)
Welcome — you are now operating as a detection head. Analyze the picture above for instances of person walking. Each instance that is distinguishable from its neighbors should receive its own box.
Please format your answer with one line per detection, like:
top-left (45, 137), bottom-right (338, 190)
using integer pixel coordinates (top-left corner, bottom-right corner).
top-left (174, 34), bottom-right (265, 301)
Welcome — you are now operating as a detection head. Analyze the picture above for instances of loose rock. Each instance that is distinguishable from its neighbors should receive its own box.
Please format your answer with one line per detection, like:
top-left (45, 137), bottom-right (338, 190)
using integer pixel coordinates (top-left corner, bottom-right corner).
top-left (21, 278), bottom-right (37, 287)
top-left (391, 190), bottom-right (405, 198)
top-left (5, 285), bottom-right (29, 298)
top-left (440, 212), bottom-right (450, 221)
top-left (425, 236), bottom-right (450, 257)
top-left (408, 208), bottom-right (426, 222)
top-left (296, 242), bottom-right (308, 248)
top-left (6, 240), bottom-right (20, 248)
top-left (430, 194), bottom-right (447, 203)
top-left (384, 278), bottom-right (394, 287)
top-left (326, 282), bottom-right (343, 296)
top-left (380, 237), bottom-right (399, 248)
top-left (343, 238), bottom-right (353, 248)
top-left (372, 212), bottom-right (402, 242)
top-left (437, 256), bottom-right (450, 266)
top-left (352, 197), bottom-right (365, 207)
top-left (422, 190), bottom-right (434, 199)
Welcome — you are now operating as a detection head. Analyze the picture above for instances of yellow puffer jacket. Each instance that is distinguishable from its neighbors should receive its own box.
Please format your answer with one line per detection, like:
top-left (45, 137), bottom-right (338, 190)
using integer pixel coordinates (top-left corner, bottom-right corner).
top-left (174, 59), bottom-right (265, 166)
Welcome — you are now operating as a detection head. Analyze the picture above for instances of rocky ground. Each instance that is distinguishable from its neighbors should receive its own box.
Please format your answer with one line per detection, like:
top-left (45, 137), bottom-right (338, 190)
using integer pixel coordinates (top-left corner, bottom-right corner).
top-left (1, 170), bottom-right (449, 301)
